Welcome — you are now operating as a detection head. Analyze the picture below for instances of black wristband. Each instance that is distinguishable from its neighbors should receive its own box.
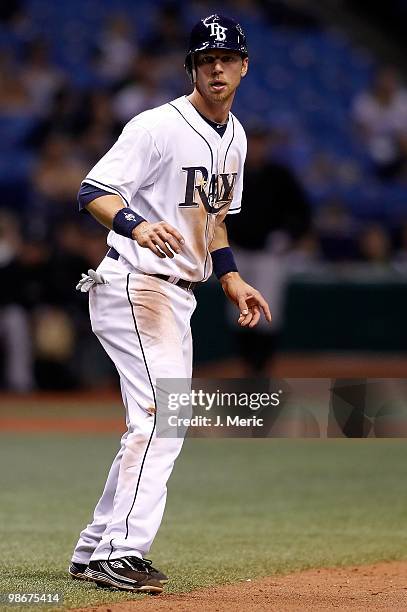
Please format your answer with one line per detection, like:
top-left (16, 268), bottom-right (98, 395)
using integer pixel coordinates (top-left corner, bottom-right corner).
top-left (112, 207), bottom-right (146, 239)
top-left (211, 247), bottom-right (238, 279)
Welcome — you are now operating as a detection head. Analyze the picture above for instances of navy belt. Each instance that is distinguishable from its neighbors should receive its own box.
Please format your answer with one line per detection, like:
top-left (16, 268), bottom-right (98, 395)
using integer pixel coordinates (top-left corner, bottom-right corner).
top-left (107, 247), bottom-right (196, 291)
top-left (107, 247), bottom-right (120, 260)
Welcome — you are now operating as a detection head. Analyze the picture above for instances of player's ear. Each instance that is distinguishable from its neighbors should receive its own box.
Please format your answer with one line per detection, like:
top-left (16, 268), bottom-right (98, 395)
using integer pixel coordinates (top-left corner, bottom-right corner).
top-left (241, 57), bottom-right (249, 78)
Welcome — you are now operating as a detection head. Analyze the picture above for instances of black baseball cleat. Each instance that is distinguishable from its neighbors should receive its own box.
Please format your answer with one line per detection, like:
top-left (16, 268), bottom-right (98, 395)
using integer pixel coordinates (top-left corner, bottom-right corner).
top-left (142, 558), bottom-right (168, 584)
top-left (68, 562), bottom-right (89, 581)
top-left (84, 557), bottom-right (165, 592)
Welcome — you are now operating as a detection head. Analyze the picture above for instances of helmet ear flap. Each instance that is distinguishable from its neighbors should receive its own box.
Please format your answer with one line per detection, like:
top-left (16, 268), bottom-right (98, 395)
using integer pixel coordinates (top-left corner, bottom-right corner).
top-left (191, 54), bottom-right (197, 84)
top-left (185, 54), bottom-right (196, 84)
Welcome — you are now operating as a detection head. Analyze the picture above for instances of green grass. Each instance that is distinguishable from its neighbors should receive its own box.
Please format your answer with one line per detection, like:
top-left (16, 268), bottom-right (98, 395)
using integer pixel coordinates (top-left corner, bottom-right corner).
top-left (0, 433), bottom-right (406, 610)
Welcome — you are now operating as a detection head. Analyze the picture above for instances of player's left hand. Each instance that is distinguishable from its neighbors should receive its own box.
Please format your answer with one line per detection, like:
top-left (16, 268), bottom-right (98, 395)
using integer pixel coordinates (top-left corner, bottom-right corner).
top-left (220, 272), bottom-right (272, 328)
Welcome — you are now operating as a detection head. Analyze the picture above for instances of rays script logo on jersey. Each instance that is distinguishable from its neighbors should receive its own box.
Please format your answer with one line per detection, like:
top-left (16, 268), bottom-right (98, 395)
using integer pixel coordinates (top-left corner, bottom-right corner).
top-left (203, 16), bottom-right (227, 42)
top-left (179, 166), bottom-right (237, 214)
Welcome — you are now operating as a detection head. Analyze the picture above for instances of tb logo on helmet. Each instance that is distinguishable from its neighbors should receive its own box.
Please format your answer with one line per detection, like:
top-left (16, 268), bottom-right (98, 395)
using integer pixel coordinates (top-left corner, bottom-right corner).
top-left (203, 16), bottom-right (227, 42)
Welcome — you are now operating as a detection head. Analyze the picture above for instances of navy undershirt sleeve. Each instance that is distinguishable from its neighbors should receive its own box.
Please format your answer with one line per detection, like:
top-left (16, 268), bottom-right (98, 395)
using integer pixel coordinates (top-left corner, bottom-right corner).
top-left (77, 182), bottom-right (113, 212)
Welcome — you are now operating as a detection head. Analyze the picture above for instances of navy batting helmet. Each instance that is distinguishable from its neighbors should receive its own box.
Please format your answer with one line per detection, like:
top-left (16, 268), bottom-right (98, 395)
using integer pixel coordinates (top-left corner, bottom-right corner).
top-left (185, 14), bottom-right (248, 83)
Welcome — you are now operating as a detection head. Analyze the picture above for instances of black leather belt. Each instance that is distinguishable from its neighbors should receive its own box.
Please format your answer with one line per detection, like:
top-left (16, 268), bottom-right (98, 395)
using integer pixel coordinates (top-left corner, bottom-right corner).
top-left (107, 247), bottom-right (196, 291)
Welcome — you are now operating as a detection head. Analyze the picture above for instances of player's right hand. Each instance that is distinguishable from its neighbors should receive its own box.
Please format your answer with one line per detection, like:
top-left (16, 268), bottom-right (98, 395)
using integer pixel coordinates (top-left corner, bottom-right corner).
top-left (132, 221), bottom-right (185, 258)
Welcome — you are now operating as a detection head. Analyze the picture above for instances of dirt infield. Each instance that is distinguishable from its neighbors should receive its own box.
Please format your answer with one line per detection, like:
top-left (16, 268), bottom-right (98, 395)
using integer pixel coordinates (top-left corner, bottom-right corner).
top-left (72, 561), bottom-right (407, 611)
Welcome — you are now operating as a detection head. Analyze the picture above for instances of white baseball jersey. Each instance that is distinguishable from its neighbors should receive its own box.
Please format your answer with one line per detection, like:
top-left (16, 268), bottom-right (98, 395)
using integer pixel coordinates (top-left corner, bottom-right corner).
top-left (83, 95), bottom-right (247, 282)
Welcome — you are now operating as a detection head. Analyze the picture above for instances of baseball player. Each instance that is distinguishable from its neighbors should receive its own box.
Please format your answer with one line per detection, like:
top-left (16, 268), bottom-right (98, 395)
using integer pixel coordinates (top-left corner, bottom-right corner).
top-left (69, 14), bottom-right (271, 593)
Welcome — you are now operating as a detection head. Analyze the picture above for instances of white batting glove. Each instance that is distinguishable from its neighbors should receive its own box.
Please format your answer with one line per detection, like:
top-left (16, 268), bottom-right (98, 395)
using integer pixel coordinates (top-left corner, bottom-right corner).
top-left (76, 269), bottom-right (107, 292)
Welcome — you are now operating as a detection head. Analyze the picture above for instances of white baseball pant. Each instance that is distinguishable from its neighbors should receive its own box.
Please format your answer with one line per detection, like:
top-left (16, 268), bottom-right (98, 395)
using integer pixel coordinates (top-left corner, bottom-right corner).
top-left (72, 255), bottom-right (196, 562)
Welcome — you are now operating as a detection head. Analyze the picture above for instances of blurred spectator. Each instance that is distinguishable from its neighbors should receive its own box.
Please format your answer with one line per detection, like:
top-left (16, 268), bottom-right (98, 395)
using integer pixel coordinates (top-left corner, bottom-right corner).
top-left (0, 0), bottom-right (35, 43)
top-left (144, 3), bottom-right (186, 56)
top-left (227, 126), bottom-right (313, 375)
top-left (79, 226), bottom-right (109, 269)
top-left (93, 14), bottom-right (138, 84)
top-left (33, 306), bottom-right (77, 390)
top-left (113, 52), bottom-right (170, 123)
top-left (357, 223), bottom-right (392, 267)
top-left (392, 221), bottom-right (407, 274)
top-left (20, 39), bottom-right (65, 116)
top-left (303, 151), bottom-right (361, 199)
top-left (0, 50), bottom-right (32, 115)
top-left (0, 0), bottom-right (23, 23)
top-left (0, 212), bottom-right (34, 392)
top-left (79, 121), bottom-right (118, 167)
top-left (24, 87), bottom-right (86, 150)
top-left (227, 126), bottom-right (312, 250)
top-left (143, 3), bottom-right (188, 89)
top-left (48, 221), bottom-right (114, 387)
top-left (31, 133), bottom-right (88, 223)
top-left (81, 92), bottom-right (117, 134)
top-left (315, 200), bottom-right (359, 262)
top-left (386, 130), bottom-right (407, 183)
top-left (16, 234), bottom-right (87, 390)
top-left (352, 66), bottom-right (407, 179)
top-left (18, 238), bottom-right (54, 310)
top-left (50, 221), bottom-right (91, 306)
top-left (344, 0), bottom-right (407, 52)
top-left (78, 91), bottom-right (120, 164)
